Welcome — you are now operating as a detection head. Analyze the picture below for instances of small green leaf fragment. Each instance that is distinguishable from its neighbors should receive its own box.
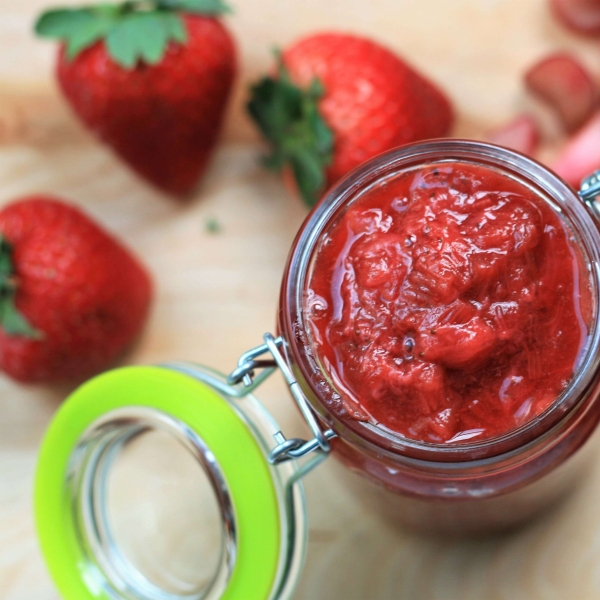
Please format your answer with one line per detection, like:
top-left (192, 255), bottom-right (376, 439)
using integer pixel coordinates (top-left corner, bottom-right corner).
top-left (205, 218), bottom-right (221, 234)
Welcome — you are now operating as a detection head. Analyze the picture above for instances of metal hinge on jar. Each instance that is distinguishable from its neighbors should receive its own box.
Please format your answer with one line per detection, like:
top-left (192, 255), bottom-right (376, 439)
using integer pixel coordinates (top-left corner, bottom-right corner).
top-left (579, 171), bottom-right (600, 214)
top-left (228, 333), bottom-right (336, 466)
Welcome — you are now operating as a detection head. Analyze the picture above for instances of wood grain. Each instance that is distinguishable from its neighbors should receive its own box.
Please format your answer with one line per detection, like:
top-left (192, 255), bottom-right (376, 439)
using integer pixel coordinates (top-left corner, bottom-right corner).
top-left (1, 0), bottom-right (600, 598)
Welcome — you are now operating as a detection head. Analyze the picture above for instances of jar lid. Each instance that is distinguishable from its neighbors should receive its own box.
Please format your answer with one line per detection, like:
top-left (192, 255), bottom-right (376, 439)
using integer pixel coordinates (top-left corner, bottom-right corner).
top-left (34, 365), bottom-right (308, 600)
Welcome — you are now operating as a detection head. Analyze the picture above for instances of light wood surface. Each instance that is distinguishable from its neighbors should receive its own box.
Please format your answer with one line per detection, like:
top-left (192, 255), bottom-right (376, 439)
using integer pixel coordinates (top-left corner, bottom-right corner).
top-left (1, 0), bottom-right (600, 598)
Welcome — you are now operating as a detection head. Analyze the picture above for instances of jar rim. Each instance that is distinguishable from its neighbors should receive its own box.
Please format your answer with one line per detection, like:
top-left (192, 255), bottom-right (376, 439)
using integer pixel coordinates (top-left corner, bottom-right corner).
top-left (279, 139), bottom-right (600, 463)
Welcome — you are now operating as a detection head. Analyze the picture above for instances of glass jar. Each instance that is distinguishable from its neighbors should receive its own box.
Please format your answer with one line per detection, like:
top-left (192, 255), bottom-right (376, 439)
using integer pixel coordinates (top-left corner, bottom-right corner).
top-left (278, 140), bottom-right (600, 533)
top-left (35, 141), bottom-right (600, 600)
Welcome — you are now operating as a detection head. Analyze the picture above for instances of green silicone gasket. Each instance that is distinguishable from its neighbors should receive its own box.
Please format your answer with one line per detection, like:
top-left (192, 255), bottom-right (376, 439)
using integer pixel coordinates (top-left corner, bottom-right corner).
top-left (34, 366), bottom-right (281, 600)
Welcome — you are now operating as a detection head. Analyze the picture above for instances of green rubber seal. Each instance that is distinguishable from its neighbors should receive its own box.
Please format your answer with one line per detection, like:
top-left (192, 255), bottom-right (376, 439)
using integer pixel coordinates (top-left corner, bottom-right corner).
top-left (35, 366), bottom-right (281, 600)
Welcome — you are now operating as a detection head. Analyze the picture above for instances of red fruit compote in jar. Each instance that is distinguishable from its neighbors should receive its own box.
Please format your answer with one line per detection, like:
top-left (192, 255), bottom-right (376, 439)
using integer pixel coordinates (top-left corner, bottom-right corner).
top-left (305, 162), bottom-right (591, 446)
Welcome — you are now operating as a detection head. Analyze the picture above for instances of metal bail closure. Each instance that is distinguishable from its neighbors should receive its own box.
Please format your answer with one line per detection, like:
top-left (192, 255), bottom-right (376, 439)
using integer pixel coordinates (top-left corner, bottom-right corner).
top-left (228, 333), bottom-right (337, 469)
top-left (579, 170), bottom-right (600, 217)
top-left (35, 365), bottom-right (308, 600)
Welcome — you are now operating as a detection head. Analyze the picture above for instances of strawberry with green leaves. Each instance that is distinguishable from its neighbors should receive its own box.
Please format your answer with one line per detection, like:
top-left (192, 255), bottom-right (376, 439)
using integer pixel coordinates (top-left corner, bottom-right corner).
top-left (35, 0), bottom-right (237, 196)
top-left (0, 196), bottom-right (152, 383)
top-left (248, 33), bottom-right (454, 206)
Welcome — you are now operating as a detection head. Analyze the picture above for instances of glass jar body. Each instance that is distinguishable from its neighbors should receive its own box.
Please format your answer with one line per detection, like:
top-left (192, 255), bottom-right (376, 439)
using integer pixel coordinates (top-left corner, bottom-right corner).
top-left (278, 140), bottom-right (600, 533)
top-left (327, 375), bottom-right (600, 533)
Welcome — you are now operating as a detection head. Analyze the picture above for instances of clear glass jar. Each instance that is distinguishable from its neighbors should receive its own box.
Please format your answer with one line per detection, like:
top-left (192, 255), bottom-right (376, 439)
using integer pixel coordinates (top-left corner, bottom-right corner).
top-left (35, 142), bottom-right (600, 600)
top-left (277, 140), bottom-right (600, 533)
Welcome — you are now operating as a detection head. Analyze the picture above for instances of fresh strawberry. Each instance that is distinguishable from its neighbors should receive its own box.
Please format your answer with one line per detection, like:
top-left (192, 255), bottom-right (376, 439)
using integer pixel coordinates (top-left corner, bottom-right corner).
top-left (0, 197), bottom-right (152, 383)
top-left (487, 114), bottom-right (540, 155)
top-left (248, 33), bottom-right (454, 206)
top-left (525, 53), bottom-right (598, 132)
top-left (35, 1), bottom-right (236, 197)
top-left (552, 110), bottom-right (600, 186)
top-left (550, 0), bottom-right (600, 36)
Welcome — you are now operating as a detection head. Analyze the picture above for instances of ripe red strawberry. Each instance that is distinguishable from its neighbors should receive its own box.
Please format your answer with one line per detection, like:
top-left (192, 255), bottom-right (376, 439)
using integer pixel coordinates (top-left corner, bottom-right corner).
top-left (248, 33), bottom-right (454, 206)
top-left (35, 1), bottom-right (237, 197)
top-left (0, 197), bottom-right (152, 383)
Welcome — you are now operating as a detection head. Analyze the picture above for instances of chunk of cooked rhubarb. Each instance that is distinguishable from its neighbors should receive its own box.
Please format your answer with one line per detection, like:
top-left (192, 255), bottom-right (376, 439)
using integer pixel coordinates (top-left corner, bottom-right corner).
top-left (525, 53), bottom-right (598, 132)
top-left (552, 111), bottom-right (600, 186)
top-left (551, 0), bottom-right (600, 36)
top-left (487, 114), bottom-right (540, 154)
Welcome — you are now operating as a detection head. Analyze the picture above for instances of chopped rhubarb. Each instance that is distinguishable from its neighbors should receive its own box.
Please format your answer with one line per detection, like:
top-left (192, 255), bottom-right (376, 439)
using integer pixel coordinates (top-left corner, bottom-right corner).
top-left (525, 53), bottom-right (598, 132)
top-left (551, 0), bottom-right (600, 36)
top-left (552, 111), bottom-right (600, 186)
top-left (487, 115), bottom-right (540, 155)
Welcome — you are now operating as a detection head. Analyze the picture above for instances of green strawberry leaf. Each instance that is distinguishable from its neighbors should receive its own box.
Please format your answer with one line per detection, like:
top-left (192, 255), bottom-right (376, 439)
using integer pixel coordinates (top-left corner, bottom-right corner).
top-left (247, 57), bottom-right (334, 207)
top-left (162, 12), bottom-right (187, 43)
top-left (35, 8), bottom-right (99, 39)
top-left (157, 0), bottom-right (231, 14)
top-left (35, 7), bottom-right (120, 59)
top-left (0, 236), bottom-right (42, 339)
top-left (0, 238), bottom-right (13, 278)
top-left (0, 303), bottom-right (42, 339)
top-left (106, 12), bottom-right (179, 67)
top-left (35, 0), bottom-right (229, 66)
top-left (289, 148), bottom-right (326, 206)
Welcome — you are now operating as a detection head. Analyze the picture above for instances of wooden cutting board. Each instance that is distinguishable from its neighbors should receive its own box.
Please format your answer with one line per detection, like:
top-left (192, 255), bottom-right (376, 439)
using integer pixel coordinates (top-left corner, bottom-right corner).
top-left (1, 0), bottom-right (600, 598)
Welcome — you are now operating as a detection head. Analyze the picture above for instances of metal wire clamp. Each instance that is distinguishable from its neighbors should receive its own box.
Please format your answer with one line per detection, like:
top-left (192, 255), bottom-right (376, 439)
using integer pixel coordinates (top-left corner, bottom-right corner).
top-left (580, 171), bottom-right (600, 207)
top-left (228, 333), bottom-right (336, 466)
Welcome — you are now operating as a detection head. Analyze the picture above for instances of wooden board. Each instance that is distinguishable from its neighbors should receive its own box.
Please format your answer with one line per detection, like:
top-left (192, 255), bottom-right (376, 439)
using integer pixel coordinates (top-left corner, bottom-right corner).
top-left (1, 0), bottom-right (600, 598)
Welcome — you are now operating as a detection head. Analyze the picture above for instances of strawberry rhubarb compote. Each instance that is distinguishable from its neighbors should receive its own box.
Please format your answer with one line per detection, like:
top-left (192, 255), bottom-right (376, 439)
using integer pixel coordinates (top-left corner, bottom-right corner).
top-left (305, 161), bottom-right (590, 444)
